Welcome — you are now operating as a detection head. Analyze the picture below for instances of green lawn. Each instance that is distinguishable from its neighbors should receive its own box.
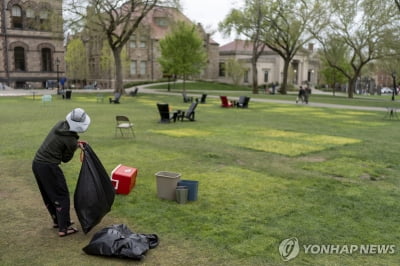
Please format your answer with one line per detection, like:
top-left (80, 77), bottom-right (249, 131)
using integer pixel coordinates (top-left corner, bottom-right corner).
top-left (0, 89), bottom-right (399, 265)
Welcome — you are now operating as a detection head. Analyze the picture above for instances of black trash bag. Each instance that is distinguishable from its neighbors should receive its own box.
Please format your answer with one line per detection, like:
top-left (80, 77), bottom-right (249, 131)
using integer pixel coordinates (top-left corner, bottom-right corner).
top-left (74, 143), bottom-right (115, 234)
top-left (82, 224), bottom-right (159, 260)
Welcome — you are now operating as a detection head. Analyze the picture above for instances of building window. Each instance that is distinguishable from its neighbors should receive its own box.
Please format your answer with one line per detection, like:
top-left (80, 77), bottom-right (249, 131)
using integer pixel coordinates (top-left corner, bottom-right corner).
top-left (264, 70), bottom-right (269, 83)
top-left (129, 35), bottom-right (136, 48)
top-left (140, 61), bottom-right (147, 75)
top-left (26, 8), bottom-right (36, 29)
top-left (39, 10), bottom-right (49, 30)
top-left (11, 5), bottom-right (23, 28)
top-left (26, 8), bottom-right (35, 18)
top-left (155, 17), bottom-right (168, 27)
top-left (41, 48), bottom-right (52, 71)
top-left (244, 70), bottom-right (249, 83)
top-left (16, 81), bottom-right (26, 88)
top-left (139, 35), bottom-right (147, 48)
top-left (130, 61), bottom-right (137, 75)
top-left (308, 69), bottom-right (314, 83)
top-left (88, 57), bottom-right (94, 73)
top-left (14, 47), bottom-right (25, 71)
top-left (219, 62), bottom-right (225, 77)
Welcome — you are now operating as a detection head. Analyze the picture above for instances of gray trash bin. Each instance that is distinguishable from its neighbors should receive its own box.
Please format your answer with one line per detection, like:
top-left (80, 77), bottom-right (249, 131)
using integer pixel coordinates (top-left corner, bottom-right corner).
top-left (175, 186), bottom-right (188, 204)
top-left (155, 171), bottom-right (181, 200)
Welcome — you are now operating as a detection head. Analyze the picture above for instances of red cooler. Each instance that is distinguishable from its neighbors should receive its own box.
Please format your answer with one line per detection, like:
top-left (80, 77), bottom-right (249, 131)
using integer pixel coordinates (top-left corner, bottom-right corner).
top-left (111, 164), bottom-right (138, 195)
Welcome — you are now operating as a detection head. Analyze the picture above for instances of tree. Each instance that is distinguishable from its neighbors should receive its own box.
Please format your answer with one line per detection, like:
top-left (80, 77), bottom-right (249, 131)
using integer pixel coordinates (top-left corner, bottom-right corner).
top-left (65, 38), bottom-right (88, 86)
top-left (65, 0), bottom-right (179, 94)
top-left (225, 58), bottom-right (246, 86)
top-left (99, 40), bottom-right (130, 89)
top-left (158, 21), bottom-right (208, 91)
top-left (315, 0), bottom-right (400, 98)
top-left (258, 0), bottom-right (328, 94)
top-left (396, 0), bottom-right (400, 11)
top-left (318, 38), bottom-right (350, 96)
top-left (219, 0), bottom-right (266, 94)
top-left (220, 0), bottom-right (328, 94)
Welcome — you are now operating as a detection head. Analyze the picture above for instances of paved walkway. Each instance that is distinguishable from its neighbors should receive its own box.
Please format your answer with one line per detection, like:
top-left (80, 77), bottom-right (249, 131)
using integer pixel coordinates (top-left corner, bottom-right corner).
top-left (0, 84), bottom-right (388, 112)
top-left (131, 86), bottom-right (388, 112)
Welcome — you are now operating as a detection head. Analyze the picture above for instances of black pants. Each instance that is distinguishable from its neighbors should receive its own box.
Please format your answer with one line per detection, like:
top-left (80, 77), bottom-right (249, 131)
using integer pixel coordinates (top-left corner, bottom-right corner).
top-left (32, 161), bottom-right (71, 232)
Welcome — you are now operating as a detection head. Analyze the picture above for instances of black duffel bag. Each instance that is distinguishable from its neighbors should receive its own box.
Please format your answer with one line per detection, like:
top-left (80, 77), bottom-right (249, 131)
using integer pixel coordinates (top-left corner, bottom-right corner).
top-left (83, 224), bottom-right (159, 260)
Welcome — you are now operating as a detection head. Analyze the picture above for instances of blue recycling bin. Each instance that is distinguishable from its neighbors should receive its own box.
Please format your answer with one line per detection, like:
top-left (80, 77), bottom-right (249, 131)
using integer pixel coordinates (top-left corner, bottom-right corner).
top-left (177, 180), bottom-right (198, 201)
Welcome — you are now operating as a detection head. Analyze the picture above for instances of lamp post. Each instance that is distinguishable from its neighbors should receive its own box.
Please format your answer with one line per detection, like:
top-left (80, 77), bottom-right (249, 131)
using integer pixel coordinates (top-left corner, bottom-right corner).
top-left (392, 72), bottom-right (396, 101)
top-left (56, 57), bottom-right (60, 95)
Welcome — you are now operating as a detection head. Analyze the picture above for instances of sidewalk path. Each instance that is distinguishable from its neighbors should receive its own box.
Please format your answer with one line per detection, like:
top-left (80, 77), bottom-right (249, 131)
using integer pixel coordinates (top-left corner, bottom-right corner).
top-left (131, 86), bottom-right (388, 112)
top-left (0, 84), bottom-right (388, 112)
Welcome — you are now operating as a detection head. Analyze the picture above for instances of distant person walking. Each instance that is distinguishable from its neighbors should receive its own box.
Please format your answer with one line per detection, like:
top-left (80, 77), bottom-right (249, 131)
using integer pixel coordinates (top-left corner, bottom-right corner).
top-left (296, 86), bottom-right (305, 103)
top-left (304, 85), bottom-right (311, 104)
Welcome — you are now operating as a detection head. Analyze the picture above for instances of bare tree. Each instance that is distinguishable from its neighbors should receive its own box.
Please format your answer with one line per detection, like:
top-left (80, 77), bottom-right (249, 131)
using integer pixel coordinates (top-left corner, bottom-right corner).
top-left (65, 0), bottom-right (179, 94)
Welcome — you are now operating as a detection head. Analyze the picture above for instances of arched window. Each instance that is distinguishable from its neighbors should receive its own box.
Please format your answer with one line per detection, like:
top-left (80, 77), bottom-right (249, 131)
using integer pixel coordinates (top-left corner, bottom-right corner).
top-left (11, 5), bottom-right (23, 28)
top-left (41, 48), bottom-right (52, 72)
top-left (26, 8), bottom-right (36, 30)
top-left (14, 47), bottom-right (25, 71)
top-left (39, 10), bottom-right (49, 30)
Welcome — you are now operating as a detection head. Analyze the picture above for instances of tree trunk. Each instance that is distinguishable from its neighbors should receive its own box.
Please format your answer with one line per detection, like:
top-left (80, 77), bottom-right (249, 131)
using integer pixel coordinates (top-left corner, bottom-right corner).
top-left (252, 49), bottom-right (258, 94)
top-left (112, 47), bottom-right (125, 94)
top-left (348, 78), bottom-right (356, 98)
top-left (280, 59), bottom-right (290, 94)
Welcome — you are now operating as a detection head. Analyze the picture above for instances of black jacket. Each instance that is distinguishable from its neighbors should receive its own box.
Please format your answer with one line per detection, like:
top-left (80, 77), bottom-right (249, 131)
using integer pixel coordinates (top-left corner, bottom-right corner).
top-left (34, 121), bottom-right (79, 164)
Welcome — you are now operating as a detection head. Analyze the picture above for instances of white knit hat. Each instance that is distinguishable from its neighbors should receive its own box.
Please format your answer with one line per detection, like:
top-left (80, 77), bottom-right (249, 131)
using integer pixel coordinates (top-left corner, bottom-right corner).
top-left (66, 108), bottom-right (91, 133)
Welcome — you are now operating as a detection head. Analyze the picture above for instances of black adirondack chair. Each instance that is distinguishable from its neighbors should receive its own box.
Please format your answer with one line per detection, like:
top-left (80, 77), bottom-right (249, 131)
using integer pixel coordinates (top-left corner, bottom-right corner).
top-left (236, 96), bottom-right (250, 108)
top-left (157, 103), bottom-right (179, 123)
top-left (198, 93), bottom-right (207, 103)
top-left (129, 87), bottom-right (138, 96)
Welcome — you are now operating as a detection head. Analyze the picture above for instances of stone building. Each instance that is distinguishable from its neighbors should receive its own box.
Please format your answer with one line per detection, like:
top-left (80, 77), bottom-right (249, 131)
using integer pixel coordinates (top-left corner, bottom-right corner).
top-left (0, 0), bottom-right (64, 89)
top-left (82, 6), bottom-right (219, 88)
top-left (218, 40), bottom-right (320, 89)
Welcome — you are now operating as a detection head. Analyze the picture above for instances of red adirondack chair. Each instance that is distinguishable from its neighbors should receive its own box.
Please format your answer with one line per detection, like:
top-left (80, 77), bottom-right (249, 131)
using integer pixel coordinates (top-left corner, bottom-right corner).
top-left (220, 96), bottom-right (234, 107)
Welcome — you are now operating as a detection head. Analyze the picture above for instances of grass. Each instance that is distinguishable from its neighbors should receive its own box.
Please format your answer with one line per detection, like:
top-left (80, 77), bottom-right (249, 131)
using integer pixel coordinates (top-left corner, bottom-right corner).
top-left (0, 88), bottom-right (399, 265)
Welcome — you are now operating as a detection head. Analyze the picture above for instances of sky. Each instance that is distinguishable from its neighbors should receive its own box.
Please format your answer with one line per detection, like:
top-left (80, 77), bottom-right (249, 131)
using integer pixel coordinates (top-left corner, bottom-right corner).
top-left (180, 0), bottom-right (243, 45)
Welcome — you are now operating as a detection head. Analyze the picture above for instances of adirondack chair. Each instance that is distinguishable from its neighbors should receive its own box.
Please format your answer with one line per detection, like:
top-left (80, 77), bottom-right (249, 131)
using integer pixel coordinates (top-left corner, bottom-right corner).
top-left (157, 103), bottom-right (179, 123)
top-left (236, 96), bottom-right (250, 108)
top-left (109, 92), bottom-right (121, 104)
top-left (179, 102), bottom-right (198, 121)
top-left (182, 92), bottom-right (193, 103)
top-left (220, 96), bottom-right (234, 107)
top-left (198, 93), bottom-right (207, 103)
top-left (129, 87), bottom-right (139, 96)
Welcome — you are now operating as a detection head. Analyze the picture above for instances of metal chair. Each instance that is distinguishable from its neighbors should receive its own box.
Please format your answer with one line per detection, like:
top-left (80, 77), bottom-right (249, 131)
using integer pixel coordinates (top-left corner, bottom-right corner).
top-left (115, 116), bottom-right (135, 138)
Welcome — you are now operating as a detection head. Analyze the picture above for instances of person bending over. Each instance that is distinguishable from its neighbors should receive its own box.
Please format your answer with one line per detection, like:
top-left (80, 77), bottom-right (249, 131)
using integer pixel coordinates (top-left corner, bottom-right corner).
top-left (32, 108), bottom-right (90, 237)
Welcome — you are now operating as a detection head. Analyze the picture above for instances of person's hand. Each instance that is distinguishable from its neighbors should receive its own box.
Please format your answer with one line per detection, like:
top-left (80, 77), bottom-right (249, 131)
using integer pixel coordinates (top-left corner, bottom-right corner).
top-left (78, 141), bottom-right (87, 149)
